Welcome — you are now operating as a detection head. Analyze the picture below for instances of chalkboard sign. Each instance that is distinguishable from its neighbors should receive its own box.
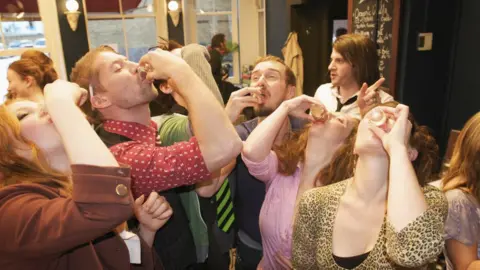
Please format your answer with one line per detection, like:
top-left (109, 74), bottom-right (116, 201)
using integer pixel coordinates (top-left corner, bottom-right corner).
top-left (348, 0), bottom-right (400, 96)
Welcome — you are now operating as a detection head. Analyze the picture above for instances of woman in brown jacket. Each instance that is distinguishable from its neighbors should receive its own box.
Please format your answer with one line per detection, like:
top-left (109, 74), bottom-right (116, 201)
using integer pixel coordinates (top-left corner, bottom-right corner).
top-left (0, 80), bottom-right (169, 269)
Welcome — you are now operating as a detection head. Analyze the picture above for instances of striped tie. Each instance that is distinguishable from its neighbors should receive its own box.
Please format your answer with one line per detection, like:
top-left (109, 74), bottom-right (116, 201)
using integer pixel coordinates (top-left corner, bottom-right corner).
top-left (216, 178), bottom-right (235, 232)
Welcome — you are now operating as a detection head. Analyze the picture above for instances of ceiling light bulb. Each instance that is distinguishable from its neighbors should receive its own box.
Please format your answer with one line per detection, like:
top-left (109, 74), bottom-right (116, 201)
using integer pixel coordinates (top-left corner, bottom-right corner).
top-left (66, 0), bottom-right (79, 12)
top-left (168, 1), bottom-right (179, 11)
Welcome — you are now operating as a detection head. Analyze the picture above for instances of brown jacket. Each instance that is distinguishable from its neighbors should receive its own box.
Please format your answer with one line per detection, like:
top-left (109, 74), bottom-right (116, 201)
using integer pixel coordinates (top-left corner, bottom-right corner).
top-left (0, 165), bottom-right (163, 270)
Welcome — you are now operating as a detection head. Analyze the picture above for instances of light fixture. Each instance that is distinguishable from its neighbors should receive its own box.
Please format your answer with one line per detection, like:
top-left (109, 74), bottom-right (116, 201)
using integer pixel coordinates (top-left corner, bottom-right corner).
top-left (167, 1), bottom-right (182, 27)
top-left (64, 0), bottom-right (81, 31)
top-left (168, 1), bottom-right (179, 11)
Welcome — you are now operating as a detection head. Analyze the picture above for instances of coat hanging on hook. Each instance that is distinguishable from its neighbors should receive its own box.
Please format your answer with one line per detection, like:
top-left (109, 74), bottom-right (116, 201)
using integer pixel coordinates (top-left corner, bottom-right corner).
top-left (282, 32), bottom-right (304, 96)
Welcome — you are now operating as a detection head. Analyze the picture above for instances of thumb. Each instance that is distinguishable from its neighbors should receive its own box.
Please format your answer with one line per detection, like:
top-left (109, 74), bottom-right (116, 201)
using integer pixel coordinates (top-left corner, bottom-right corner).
top-left (134, 194), bottom-right (145, 208)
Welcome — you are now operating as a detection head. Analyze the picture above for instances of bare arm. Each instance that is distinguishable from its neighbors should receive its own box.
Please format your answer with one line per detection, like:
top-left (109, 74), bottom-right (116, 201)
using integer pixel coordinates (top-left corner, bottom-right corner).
top-left (387, 145), bottom-right (428, 230)
top-left (196, 159), bottom-right (236, 198)
top-left (369, 105), bottom-right (427, 230)
top-left (44, 80), bottom-right (118, 167)
top-left (242, 103), bottom-right (289, 163)
top-left (242, 95), bottom-right (319, 163)
top-left (171, 63), bottom-right (242, 173)
top-left (446, 239), bottom-right (478, 270)
top-left (468, 261), bottom-right (480, 270)
top-left (141, 49), bottom-right (242, 173)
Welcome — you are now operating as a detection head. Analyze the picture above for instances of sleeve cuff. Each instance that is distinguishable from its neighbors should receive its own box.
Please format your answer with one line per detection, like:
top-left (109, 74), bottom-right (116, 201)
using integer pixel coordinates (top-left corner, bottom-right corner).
top-left (71, 164), bottom-right (132, 204)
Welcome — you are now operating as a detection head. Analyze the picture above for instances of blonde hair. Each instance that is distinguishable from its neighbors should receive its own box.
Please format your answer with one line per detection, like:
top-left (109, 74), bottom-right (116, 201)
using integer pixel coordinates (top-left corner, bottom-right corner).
top-left (442, 112), bottom-right (480, 201)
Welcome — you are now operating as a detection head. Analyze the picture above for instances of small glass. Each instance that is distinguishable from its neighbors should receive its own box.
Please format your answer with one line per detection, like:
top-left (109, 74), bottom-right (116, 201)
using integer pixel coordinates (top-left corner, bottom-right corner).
top-left (369, 107), bottom-right (387, 126)
top-left (311, 104), bottom-right (330, 122)
top-left (137, 63), bottom-right (152, 80)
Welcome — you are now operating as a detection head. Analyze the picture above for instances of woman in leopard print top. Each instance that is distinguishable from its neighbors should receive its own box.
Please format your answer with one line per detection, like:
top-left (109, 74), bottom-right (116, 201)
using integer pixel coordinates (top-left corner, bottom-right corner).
top-left (292, 102), bottom-right (448, 269)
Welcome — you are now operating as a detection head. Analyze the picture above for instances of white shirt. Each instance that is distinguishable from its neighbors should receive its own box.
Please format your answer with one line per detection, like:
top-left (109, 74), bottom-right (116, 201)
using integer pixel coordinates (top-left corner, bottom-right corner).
top-left (314, 83), bottom-right (394, 119)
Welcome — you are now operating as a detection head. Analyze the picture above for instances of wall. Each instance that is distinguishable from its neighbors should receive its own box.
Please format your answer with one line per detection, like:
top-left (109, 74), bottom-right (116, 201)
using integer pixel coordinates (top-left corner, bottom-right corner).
top-left (396, 0), bottom-right (462, 157)
top-left (238, 0), bottom-right (260, 68)
top-left (444, 0), bottom-right (480, 142)
top-left (266, 0), bottom-right (288, 57)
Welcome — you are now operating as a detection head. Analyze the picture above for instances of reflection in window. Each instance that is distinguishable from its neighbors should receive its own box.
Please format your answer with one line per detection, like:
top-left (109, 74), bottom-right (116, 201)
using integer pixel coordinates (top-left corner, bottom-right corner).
top-left (196, 0), bottom-right (232, 12)
top-left (124, 17), bottom-right (156, 62)
top-left (85, 0), bottom-right (157, 62)
top-left (87, 19), bottom-right (126, 55)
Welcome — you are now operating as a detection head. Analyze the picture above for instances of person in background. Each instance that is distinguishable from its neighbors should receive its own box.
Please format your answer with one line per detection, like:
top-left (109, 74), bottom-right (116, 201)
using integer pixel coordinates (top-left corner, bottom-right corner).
top-left (6, 50), bottom-right (58, 102)
top-left (293, 102), bottom-right (447, 269)
top-left (333, 27), bottom-right (347, 43)
top-left (241, 94), bottom-right (358, 269)
top-left (209, 33), bottom-right (228, 87)
top-left (431, 112), bottom-right (480, 270)
top-left (315, 33), bottom-right (393, 119)
top-left (0, 80), bottom-right (169, 269)
top-left (208, 33), bottom-right (238, 104)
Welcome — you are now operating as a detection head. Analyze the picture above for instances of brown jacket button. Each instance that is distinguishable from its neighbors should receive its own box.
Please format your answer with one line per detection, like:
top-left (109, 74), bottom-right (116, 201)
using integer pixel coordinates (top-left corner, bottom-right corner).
top-left (115, 184), bottom-right (128, 197)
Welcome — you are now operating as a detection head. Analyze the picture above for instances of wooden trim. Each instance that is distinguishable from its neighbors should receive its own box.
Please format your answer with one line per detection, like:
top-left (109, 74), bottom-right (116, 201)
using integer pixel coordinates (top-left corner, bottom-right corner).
top-left (82, 0), bottom-right (92, 49)
top-left (389, 0), bottom-right (401, 97)
top-left (196, 11), bottom-right (233, 16)
top-left (348, 0), bottom-right (353, 32)
top-left (0, 47), bottom-right (49, 57)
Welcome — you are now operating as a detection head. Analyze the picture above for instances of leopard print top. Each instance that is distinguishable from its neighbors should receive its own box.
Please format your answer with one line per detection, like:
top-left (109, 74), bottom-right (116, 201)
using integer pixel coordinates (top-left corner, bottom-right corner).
top-left (292, 180), bottom-right (447, 269)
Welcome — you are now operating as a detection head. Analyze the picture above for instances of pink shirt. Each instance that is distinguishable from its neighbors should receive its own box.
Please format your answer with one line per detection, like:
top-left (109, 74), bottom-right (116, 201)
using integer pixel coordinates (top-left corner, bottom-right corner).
top-left (242, 151), bottom-right (302, 270)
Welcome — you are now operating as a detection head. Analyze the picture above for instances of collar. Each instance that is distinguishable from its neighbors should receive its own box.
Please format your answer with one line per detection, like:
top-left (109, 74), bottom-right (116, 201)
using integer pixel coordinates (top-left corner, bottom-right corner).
top-left (331, 85), bottom-right (360, 103)
top-left (103, 120), bottom-right (158, 145)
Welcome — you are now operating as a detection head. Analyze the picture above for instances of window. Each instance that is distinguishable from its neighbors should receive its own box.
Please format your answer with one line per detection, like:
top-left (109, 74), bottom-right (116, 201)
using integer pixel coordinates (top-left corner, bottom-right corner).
top-left (85, 0), bottom-right (161, 62)
top-left (184, 0), bottom-right (240, 83)
top-left (184, 0), bottom-right (267, 85)
top-left (0, 2), bottom-right (48, 101)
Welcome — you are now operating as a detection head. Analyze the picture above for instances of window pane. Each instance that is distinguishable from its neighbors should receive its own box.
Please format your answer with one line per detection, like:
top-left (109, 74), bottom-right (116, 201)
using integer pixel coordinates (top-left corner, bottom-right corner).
top-left (0, 55), bottom-right (20, 102)
top-left (124, 17), bottom-right (156, 62)
top-left (85, 0), bottom-right (121, 15)
top-left (1, 15), bottom-right (45, 50)
top-left (196, 15), bottom-right (233, 76)
top-left (122, 0), bottom-right (154, 14)
top-left (87, 19), bottom-right (126, 55)
top-left (196, 15), bottom-right (232, 46)
top-left (196, 0), bottom-right (232, 12)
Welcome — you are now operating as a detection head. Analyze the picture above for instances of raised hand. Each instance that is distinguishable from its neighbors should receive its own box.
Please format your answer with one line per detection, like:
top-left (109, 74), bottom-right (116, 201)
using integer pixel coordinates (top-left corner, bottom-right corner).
top-left (138, 49), bottom-right (189, 81)
top-left (134, 192), bottom-right (173, 232)
top-left (43, 80), bottom-right (88, 106)
top-left (282, 94), bottom-right (324, 121)
top-left (368, 104), bottom-right (412, 155)
top-left (225, 86), bottom-right (264, 123)
top-left (358, 77), bottom-right (385, 116)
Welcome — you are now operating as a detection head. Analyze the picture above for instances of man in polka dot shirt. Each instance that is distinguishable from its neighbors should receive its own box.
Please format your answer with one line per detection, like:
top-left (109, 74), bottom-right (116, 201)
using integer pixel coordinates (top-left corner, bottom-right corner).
top-left (71, 45), bottom-right (243, 199)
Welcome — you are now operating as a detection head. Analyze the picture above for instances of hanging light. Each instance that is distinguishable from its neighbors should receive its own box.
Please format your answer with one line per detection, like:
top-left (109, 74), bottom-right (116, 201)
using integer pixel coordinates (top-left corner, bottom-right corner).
top-left (168, 1), bottom-right (179, 12)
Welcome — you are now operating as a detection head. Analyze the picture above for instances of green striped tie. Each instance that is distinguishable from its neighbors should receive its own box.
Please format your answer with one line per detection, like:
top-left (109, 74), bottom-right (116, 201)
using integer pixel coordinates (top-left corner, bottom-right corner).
top-left (216, 178), bottom-right (235, 233)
